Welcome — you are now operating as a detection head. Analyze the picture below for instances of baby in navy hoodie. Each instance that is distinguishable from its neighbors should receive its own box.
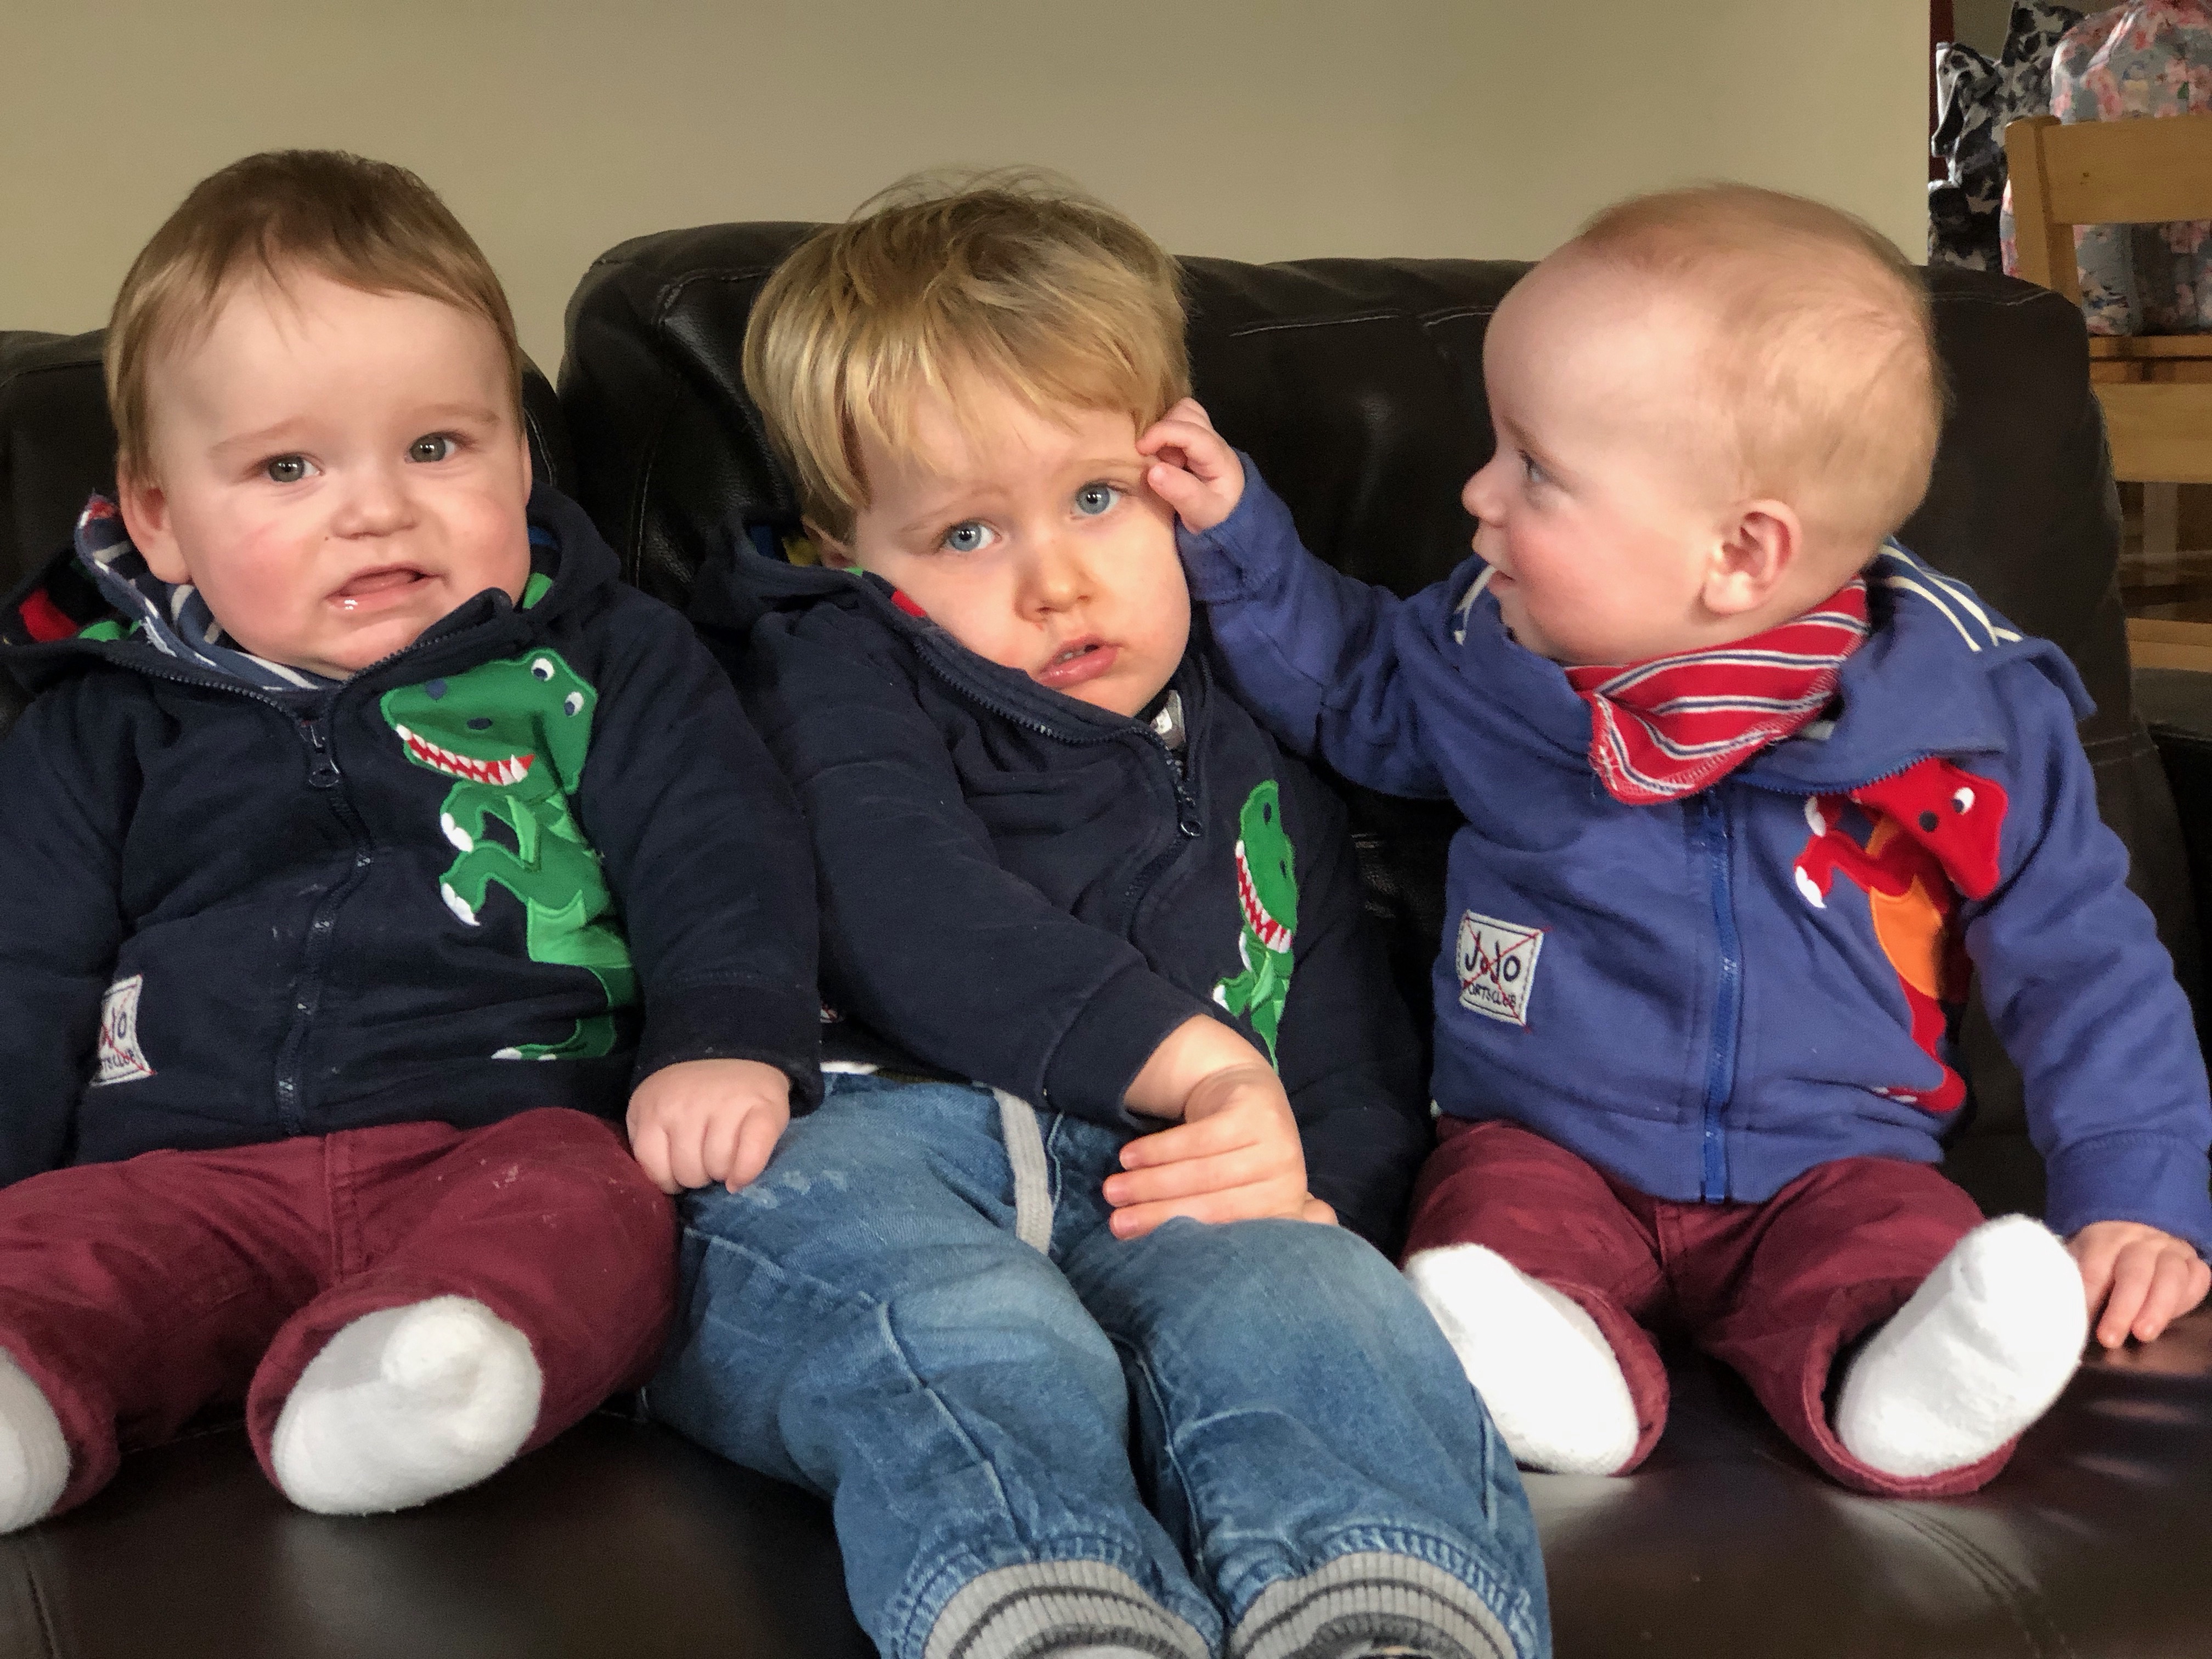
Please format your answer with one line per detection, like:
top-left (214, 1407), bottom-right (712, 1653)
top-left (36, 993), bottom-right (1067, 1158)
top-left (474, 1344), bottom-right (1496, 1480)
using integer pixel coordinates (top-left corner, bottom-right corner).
top-left (1160, 183), bottom-right (2212, 1496)
top-left (0, 151), bottom-right (817, 1529)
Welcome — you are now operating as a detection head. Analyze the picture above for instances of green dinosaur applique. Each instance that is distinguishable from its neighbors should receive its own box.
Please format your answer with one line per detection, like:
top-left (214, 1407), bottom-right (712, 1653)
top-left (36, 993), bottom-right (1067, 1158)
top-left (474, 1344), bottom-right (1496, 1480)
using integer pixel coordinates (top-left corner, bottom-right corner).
top-left (380, 651), bottom-right (635, 1059)
top-left (1212, 780), bottom-right (1299, 1064)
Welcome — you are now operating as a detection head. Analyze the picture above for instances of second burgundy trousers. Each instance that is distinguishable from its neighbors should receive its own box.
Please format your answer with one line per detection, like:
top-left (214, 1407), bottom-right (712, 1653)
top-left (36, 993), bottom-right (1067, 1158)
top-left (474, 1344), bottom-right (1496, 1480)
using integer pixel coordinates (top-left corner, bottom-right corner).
top-left (1406, 1119), bottom-right (2012, 1497)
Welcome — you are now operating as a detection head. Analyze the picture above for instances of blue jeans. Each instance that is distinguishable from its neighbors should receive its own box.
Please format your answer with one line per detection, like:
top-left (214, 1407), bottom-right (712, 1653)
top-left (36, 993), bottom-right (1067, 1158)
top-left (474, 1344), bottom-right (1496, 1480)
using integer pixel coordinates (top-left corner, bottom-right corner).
top-left (648, 1075), bottom-right (1549, 1659)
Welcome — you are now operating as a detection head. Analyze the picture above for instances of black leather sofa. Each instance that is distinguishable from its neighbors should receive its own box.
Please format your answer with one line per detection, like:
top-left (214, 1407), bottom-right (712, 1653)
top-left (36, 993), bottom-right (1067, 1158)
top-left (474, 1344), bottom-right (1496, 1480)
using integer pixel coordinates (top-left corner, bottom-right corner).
top-left (2, 230), bottom-right (2210, 1659)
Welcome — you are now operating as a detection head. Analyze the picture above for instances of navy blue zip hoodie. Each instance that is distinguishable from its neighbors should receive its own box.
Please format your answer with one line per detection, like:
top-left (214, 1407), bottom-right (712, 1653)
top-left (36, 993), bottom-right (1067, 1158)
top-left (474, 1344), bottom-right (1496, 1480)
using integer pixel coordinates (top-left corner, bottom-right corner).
top-left (0, 486), bottom-right (822, 1186)
top-left (689, 543), bottom-right (1431, 1251)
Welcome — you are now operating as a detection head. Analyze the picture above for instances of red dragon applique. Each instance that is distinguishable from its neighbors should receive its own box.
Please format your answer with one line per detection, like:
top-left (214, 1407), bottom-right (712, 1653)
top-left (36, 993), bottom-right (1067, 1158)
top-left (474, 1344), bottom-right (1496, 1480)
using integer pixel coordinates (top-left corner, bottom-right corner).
top-left (1790, 757), bottom-right (2008, 1113)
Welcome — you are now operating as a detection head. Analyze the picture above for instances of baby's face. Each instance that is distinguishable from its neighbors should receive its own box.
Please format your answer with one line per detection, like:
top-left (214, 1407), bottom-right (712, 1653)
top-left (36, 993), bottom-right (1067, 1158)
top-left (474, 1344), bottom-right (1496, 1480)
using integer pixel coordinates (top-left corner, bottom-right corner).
top-left (823, 379), bottom-right (1190, 719)
top-left (1462, 257), bottom-right (1740, 667)
top-left (120, 268), bottom-right (531, 680)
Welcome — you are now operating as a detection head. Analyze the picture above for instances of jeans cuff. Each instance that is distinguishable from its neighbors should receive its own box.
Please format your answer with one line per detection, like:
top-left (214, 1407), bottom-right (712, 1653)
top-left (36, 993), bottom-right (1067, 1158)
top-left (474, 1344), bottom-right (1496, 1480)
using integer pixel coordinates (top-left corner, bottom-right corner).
top-left (1226, 1551), bottom-right (1521, 1659)
top-left (923, 1560), bottom-right (1211, 1659)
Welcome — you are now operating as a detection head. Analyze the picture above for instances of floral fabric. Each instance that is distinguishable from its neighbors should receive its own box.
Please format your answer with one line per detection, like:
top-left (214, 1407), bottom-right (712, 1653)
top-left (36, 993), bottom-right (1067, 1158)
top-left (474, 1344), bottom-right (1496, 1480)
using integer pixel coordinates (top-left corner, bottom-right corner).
top-left (2029, 1), bottom-right (2212, 334)
top-left (1931, 2), bottom-right (2085, 271)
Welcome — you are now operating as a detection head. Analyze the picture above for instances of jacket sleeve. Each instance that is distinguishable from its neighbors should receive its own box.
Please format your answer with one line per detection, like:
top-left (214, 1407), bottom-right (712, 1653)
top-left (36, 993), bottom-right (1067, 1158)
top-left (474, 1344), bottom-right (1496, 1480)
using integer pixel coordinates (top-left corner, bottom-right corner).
top-left (0, 686), bottom-right (130, 1184)
top-left (1178, 464), bottom-right (1453, 801)
top-left (1963, 660), bottom-right (2212, 1256)
top-left (730, 611), bottom-right (1215, 1131)
top-left (575, 595), bottom-right (823, 1107)
top-left (1272, 761), bottom-right (1432, 1254)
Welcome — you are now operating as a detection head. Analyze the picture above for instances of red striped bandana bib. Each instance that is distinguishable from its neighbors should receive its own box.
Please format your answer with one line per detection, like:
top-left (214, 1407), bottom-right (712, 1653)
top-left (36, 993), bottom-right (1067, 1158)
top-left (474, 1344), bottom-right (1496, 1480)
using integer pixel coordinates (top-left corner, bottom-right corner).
top-left (1562, 578), bottom-right (1870, 805)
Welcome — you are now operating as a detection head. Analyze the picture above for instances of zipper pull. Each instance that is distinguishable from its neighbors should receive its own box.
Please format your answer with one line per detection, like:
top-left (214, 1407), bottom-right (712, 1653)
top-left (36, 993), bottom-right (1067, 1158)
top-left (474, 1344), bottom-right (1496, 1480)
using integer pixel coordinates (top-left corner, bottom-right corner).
top-left (298, 714), bottom-right (341, 788)
top-left (1175, 784), bottom-right (1203, 839)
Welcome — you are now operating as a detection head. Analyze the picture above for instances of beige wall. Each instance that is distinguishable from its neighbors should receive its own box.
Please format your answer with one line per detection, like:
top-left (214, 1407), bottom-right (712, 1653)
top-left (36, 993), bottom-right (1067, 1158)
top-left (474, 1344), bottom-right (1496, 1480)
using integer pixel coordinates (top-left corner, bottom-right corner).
top-left (4, 0), bottom-right (1929, 376)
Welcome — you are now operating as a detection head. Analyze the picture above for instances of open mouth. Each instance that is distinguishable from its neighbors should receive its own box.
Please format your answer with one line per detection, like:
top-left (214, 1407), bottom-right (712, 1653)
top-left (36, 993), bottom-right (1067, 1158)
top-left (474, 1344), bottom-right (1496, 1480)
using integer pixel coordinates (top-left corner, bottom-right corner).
top-left (392, 723), bottom-right (534, 787)
top-left (1036, 636), bottom-right (1118, 689)
top-left (1235, 843), bottom-right (1291, 952)
top-left (332, 567), bottom-right (430, 606)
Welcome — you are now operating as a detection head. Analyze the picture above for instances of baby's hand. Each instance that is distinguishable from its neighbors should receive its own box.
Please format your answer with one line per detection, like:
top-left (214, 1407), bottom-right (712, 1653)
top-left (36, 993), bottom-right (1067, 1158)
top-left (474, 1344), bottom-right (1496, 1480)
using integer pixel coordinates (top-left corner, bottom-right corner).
top-left (2069, 1220), bottom-right (2212, 1347)
top-left (1105, 1054), bottom-right (1328, 1239)
top-left (1138, 397), bottom-right (1246, 534)
top-left (627, 1058), bottom-right (791, 1195)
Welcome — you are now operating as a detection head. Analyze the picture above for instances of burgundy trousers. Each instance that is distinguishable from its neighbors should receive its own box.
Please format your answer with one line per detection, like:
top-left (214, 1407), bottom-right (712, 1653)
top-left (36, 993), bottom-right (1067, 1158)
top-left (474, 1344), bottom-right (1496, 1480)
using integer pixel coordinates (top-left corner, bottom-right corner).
top-left (1405, 1119), bottom-right (2011, 1497)
top-left (0, 1108), bottom-right (675, 1516)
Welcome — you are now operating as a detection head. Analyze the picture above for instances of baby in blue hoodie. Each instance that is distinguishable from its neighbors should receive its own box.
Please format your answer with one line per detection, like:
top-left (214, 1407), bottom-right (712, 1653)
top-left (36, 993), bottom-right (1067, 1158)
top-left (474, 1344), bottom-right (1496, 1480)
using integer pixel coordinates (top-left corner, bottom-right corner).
top-left (1154, 183), bottom-right (2212, 1496)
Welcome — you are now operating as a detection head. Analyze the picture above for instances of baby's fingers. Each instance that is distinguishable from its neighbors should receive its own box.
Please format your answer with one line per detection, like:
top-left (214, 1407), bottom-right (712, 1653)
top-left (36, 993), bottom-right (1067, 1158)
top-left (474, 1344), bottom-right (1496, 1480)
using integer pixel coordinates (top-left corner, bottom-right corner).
top-left (726, 1107), bottom-right (785, 1192)
top-left (2096, 1248), bottom-right (2158, 1348)
top-left (664, 1118), bottom-right (711, 1194)
top-left (628, 1121), bottom-right (680, 1197)
top-left (2130, 1251), bottom-right (2212, 1343)
top-left (1104, 1147), bottom-right (1269, 1211)
top-left (1108, 1181), bottom-right (1307, 1239)
top-left (1120, 1111), bottom-right (1252, 1170)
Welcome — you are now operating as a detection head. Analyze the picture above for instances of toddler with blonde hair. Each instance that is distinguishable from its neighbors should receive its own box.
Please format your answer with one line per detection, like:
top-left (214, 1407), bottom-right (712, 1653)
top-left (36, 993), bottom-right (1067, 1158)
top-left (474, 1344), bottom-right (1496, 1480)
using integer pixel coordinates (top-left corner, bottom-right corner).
top-left (650, 177), bottom-right (1553, 1659)
top-left (1160, 183), bottom-right (2212, 1494)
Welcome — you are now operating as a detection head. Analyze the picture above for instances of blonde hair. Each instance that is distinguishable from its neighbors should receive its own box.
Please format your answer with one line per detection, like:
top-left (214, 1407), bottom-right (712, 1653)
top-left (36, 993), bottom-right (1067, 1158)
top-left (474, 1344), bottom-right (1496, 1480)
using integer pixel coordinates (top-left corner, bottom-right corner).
top-left (1565, 183), bottom-right (1944, 556)
top-left (743, 172), bottom-right (1189, 541)
top-left (106, 149), bottom-right (523, 482)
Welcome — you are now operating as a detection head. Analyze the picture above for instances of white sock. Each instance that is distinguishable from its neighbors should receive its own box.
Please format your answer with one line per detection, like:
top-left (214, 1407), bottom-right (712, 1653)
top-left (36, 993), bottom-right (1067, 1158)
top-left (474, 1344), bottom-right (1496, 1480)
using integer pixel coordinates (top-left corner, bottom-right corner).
top-left (270, 1296), bottom-right (542, 1515)
top-left (1835, 1214), bottom-right (2086, 1480)
top-left (0, 1352), bottom-right (67, 1533)
top-left (1404, 1243), bottom-right (1639, 1475)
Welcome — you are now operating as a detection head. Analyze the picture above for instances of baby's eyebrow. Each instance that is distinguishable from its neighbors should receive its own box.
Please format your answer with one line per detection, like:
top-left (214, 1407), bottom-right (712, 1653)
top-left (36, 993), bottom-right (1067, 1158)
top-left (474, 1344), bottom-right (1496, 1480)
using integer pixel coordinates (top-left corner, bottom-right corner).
top-left (408, 402), bottom-right (504, 428)
top-left (208, 421), bottom-right (314, 462)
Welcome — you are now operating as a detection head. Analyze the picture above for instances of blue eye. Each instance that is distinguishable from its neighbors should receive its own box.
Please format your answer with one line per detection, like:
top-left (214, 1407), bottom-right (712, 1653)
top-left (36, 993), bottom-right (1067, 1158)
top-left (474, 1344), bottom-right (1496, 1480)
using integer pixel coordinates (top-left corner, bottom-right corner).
top-left (941, 521), bottom-right (996, 554)
top-left (1075, 483), bottom-right (1121, 517)
top-left (1519, 452), bottom-right (1547, 487)
top-left (409, 434), bottom-right (455, 464)
top-left (264, 455), bottom-right (315, 484)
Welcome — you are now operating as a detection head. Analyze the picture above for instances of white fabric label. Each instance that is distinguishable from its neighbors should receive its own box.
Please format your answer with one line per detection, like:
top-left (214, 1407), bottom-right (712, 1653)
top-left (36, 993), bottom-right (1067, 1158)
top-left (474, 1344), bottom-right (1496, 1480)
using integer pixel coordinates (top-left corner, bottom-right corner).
top-left (1455, 911), bottom-right (1544, 1028)
top-left (93, 974), bottom-right (155, 1086)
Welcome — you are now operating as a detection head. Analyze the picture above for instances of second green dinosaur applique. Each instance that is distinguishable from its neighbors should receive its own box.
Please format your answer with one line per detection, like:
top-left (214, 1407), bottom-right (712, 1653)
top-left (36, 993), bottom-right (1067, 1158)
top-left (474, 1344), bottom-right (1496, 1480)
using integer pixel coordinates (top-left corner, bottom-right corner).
top-left (1212, 780), bottom-right (1299, 1064)
top-left (381, 651), bottom-right (636, 1059)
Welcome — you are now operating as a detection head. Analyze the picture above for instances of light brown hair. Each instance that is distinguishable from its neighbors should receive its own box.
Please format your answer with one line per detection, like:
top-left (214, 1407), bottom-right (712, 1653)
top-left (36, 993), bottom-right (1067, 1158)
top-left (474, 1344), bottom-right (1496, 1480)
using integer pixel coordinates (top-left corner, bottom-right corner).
top-left (743, 172), bottom-right (1189, 541)
top-left (1566, 183), bottom-right (1945, 556)
top-left (106, 149), bottom-right (523, 481)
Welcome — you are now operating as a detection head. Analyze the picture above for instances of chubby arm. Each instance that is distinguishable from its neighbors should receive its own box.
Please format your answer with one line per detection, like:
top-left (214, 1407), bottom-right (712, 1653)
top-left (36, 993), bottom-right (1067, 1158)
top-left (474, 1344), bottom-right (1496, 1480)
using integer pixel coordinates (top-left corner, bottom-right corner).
top-left (0, 689), bottom-right (130, 1185)
top-left (1146, 401), bottom-right (1452, 800)
top-left (1964, 661), bottom-right (2212, 1341)
top-left (575, 596), bottom-right (822, 1187)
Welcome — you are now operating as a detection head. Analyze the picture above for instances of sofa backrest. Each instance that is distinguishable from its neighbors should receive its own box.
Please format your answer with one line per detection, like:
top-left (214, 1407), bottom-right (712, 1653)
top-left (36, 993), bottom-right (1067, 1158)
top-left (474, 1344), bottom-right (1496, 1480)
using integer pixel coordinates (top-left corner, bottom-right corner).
top-left (557, 225), bottom-right (2197, 1219)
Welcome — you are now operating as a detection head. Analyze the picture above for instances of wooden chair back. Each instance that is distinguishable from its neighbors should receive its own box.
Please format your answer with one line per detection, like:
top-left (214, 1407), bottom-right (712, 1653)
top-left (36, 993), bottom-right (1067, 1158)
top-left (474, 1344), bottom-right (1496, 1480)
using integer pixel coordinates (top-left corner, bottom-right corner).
top-left (2005, 111), bottom-right (2212, 487)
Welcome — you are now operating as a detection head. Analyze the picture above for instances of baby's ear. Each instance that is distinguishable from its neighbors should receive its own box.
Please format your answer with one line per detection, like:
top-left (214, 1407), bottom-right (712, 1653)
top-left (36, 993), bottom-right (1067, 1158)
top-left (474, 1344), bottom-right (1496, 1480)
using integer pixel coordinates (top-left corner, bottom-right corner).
top-left (1702, 499), bottom-right (1801, 620)
top-left (805, 521), bottom-right (860, 571)
top-left (115, 465), bottom-right (191, 585)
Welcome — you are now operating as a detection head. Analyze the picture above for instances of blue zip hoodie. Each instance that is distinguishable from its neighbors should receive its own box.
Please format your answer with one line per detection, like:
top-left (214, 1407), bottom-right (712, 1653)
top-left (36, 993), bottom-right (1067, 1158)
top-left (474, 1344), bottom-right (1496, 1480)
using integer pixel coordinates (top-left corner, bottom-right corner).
top-left (0, 486), bottom-right (822, 1186)
top-left (687, 540), bottom-right (1432, 1251)
top-left (1180, 470), bottom-right (2212, 1256)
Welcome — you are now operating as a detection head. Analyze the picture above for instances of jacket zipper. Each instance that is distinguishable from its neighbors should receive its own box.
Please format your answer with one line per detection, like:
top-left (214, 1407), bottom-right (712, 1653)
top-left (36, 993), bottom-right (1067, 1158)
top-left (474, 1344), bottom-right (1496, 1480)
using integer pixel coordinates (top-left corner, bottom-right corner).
top-left (915, 642), bottom-right (1204, 838)
top-left (912, 640), bottom-right (1204, 951)
top-left (104, 619), bottom-right (507, 1132)
top-left (270, 708), bottom-right (376, 1132)
top-left (1698, 789), bottom-right (1743, 1200)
